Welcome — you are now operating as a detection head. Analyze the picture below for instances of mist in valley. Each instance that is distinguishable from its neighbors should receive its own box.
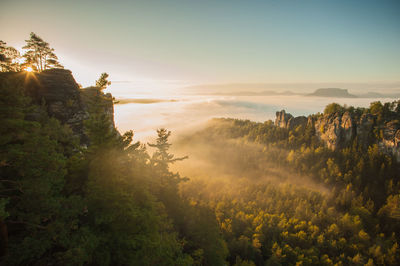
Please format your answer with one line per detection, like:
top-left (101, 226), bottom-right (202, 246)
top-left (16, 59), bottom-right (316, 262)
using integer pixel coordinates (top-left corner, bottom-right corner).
top-left (114, 94), bottom-right (394, 141)
top-left (114, 94), bottom-right (394, 198)
top-left (170, 119), bottom-right (329, 195)
top-left (111, 90), bottom-right (400, 264)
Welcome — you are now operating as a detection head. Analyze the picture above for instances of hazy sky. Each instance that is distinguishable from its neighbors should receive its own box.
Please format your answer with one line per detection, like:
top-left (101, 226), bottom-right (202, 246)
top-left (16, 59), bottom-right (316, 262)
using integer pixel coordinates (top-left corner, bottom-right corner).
top-left (1, 0), bottom-right (400, 92)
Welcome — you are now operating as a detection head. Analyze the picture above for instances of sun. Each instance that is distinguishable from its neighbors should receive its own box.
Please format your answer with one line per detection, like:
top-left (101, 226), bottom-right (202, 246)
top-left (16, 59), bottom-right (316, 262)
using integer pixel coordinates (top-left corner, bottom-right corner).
top-left (25, 67), bottom-right (33, 72)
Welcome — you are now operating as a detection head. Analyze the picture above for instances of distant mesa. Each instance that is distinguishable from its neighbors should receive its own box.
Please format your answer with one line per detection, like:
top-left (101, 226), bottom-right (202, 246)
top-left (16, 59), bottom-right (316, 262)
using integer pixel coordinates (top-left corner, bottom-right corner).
top-left (307, 88), bottom-right (357, 98)
top-left (183, 83), bottom-right (400, 98)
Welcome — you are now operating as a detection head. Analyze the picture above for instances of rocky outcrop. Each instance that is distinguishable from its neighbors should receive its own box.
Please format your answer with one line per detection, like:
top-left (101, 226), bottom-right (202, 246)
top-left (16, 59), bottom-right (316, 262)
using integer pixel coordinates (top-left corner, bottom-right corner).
top-left (0, 69), bottom-right (115, 145)
top-left (275, 110), bottom-right (307, 130)
top-left (313, 111), bottom-right (359, 149)
top-left (275, 110), bottom-right (293, 128)
top-left (275, 110), bottom-right (400, 161)
top-left (314, 114), bottom-right (343, 149)
top-left (379, 121), bottom-right (400, 160)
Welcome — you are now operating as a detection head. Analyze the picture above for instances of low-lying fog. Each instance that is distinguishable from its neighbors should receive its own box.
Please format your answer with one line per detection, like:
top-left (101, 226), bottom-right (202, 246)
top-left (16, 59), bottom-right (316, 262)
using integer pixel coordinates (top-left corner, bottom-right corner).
top-left (114, 94), bottom-right (394, 141)
top-left (114, 94), bottom-right (395, 194)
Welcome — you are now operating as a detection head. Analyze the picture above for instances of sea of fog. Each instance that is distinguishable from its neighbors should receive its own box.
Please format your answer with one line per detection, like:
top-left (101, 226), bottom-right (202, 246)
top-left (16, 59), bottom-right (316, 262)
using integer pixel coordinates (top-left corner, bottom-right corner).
top-left (113, 95), bottom-right (394, 142)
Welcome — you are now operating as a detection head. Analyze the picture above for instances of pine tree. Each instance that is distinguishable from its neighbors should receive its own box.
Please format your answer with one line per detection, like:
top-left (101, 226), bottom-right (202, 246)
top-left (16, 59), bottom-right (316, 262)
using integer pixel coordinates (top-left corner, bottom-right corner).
top-left (22, 32), bottom-right (63, 72)
top-left (95, 72), bottom-right (111, 90)
top-left (0, 78), bottom-right (87, 264)
top-left (0, 41), bottom-right (20, 72)
top-left (148, 128), bottom-right (188, 174)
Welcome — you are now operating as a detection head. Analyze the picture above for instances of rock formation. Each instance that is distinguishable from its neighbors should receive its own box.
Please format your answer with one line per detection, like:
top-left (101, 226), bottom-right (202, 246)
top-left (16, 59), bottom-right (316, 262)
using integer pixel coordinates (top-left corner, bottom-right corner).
top-left (275, 110), bottom-right (293, 128)
top-left (0, 69), bottom-right (115, 145)
top-left (379, 120), bottom-right (400, 160)
top-left (275, 110), bottom-right (400, 161)
top-left (275, 110), bottom-right (307, 130)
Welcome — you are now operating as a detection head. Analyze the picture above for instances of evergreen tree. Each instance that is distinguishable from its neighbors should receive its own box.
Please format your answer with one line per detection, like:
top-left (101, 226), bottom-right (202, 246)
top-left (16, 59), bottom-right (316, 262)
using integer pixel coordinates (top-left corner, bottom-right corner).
top-left (95, 72), bottom-right (111, 90)
top-left (0, 41), bottom-right (20, 72)
top-left (80, 90), bottom-right (192, 265)
top-left (148, 128), bottom-right (188, 174)
top-left (0, 77), bottom-right (87, 265)
top-left (22, 32), bottom-right (63, 72)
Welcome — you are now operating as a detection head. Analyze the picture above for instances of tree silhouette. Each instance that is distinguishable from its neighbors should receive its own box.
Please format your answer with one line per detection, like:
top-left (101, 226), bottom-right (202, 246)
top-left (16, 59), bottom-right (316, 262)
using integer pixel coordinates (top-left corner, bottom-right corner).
top-left (0, 41), bottom-right (20, 72)
top-left (22, 32), bottom-right (63, 72)
top-left (148, 128), bottom-right (188, 173)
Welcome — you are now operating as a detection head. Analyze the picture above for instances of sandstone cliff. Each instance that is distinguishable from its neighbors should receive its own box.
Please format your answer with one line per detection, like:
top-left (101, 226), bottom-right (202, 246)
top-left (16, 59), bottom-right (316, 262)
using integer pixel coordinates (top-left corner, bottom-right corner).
top-left (275, 110), bottom-right (307, 130)
top-left (275, 109), bottom-right (400, 161)
top-left (0, 69), bottom-right (115, 145)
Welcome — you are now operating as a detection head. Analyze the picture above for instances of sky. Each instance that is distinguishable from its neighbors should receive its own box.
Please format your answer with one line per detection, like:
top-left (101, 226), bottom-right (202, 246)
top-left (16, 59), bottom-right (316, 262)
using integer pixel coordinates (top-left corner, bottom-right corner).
top-left (1, 0), bottom-right (400, 94)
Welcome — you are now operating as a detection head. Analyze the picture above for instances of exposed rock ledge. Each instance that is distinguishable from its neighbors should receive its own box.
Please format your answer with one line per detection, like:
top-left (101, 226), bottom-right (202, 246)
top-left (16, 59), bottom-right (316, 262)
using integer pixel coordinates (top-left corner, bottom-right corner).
top-left (275, 110), bottom-right (400, 161)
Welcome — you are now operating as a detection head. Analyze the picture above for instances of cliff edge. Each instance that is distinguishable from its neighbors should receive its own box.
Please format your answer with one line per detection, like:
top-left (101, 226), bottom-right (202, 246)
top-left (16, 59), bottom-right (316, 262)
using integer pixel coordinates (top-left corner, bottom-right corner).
top-left (275, 109), bottom-right (400, 161)
top-left (0, 69), bottom-right (115, 145)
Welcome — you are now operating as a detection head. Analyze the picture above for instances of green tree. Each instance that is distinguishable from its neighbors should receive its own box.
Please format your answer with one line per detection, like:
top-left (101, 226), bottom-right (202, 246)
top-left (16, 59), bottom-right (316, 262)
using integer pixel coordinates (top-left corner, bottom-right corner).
top-left (0, 41), bottom-right (20, 72)
top-left (0, 77), bottom-right (87, 265)
top-left (324, 103), bottom-right (344, 115)
top-left (95, 73), bottom-right (111, 90)
top-left (147, 128), bottom-right (188, 226)
top-left (82, 93), bottom-right (192, 265)
top-left (148, 128), bottom-right (188, 173)
top-left (369, 101), bottom-right (383, 115)
top-left (22, 32), bottom-right (63, 72)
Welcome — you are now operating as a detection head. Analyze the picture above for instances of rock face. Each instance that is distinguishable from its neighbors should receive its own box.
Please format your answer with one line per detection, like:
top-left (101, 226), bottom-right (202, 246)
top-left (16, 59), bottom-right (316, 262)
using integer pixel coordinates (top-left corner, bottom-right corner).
top-left (379, 121), bottom-right (400, 160)
top-left (275, 110), bottom-right (307, 130)
top-left (26, 69), bottom-right (89, 137)
top-left (1, 69), bottom-right (115, 145)
top-left (275, 110), bottom-right (400, 161)
top-left (275, 110), bottom-right (293, 128)
top-left (313, 112), bottom-right (358, 149)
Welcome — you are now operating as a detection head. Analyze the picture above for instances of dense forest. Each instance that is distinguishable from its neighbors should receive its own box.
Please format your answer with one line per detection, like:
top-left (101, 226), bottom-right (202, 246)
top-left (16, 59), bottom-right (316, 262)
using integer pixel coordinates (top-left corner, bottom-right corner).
top-left (0, 74), bottom-right (230, 265)
top-left (175, 101), bottom-right (400, 265)
top-left (1, 33), bottom-right (400, 265)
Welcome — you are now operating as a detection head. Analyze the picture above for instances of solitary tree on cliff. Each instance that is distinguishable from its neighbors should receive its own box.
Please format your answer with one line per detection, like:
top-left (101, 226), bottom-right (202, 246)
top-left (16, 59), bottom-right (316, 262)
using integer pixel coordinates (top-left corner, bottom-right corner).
top-left (95, 72), bottom-right (111, 90)
top-left (22, 32), bottom-right (63, 72)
